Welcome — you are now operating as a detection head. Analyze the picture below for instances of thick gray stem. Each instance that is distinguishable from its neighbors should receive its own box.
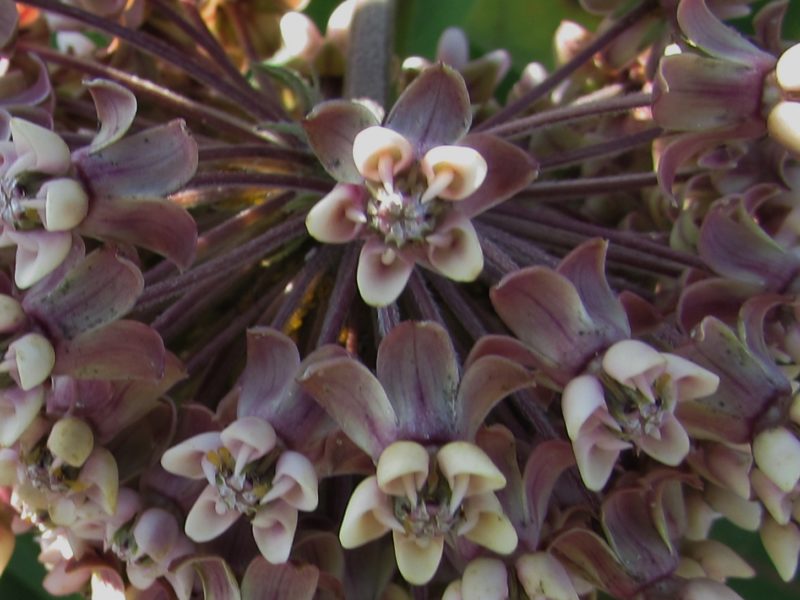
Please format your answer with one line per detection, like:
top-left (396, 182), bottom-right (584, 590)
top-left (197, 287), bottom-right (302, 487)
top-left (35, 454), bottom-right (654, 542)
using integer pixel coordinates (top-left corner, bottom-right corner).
top-left (344, 0), bottom-right (396, 107)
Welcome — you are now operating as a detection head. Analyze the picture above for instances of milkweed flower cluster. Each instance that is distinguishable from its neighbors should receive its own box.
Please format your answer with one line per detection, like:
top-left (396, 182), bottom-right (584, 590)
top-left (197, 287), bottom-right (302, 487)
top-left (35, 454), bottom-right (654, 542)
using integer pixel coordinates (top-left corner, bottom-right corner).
top-left (0, 0), bottom-right (798, 598)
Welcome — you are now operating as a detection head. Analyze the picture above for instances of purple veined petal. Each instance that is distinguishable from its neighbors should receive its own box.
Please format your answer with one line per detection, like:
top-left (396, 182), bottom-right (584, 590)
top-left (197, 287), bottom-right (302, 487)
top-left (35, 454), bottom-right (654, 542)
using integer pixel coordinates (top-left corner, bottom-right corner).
top-left (299, 348), bottom-right (398, 459)
top-left (653, 54), bottom-right (764, 132)
top-left (305, 183), bottom-right (367, 244)
top-left (464, 334), bottom-right (542, 370)
top-left (386, 63), bottom-right (471, 154)
top-left (237, 327), bottom-right (301, 421)
top-left (491, 266), bottom-right (601, 385)
top-left (173, 555), bottom-right (241, 600)
top-left (82, 79), bottom-right (137, 155)
top-left (556, 239), bottom-right (630, 339)
top-left (1, 55), bottom-right (52, 108)
top-left (7, 118), bottom-right (70, 178)
top-left (456, 353), bottom-right (533, 439)
top-left (79, 196), bottom-right (197, 270)
top-left (0, 0), bottom-right (18, 49)
top-left (376, 320), bottom-right (458, 440)
top-left (0, 228), bottom-right (72, 290)
top-left (185, 486), bottom-right (242, 542)
top-left (754, 0), bottom-right (790, 57)
top-left (240, 557), bottom-right (319, 600)
top-left (677, 277), bottom-right (762, 333)
top-left (355, 239), bottom-right (415, 307)
top-left (698, 198), bottom-right (799, 290)
top-left (161, 431), bottom-right (222, 479)
top-left (54, 320), bottom-right (166, 381)
top-left (521, 440), bottom-right (576, 546)
top-left (678, 0), bottom-right (775, 69)
top-left (738, 294), bottom-right (793, 371)
top-left (456, 133), bottom-right (538, 217)
top-left (251, 500), bottom-right (299, 564)
top-left (302, 99), bottom-right (379, 183)
top-left (425, 212), bottom-right (483, 282)
top-left (22, 246), bottom-right (144, 339)
top-left (76, 119), bottom-right (198, 198)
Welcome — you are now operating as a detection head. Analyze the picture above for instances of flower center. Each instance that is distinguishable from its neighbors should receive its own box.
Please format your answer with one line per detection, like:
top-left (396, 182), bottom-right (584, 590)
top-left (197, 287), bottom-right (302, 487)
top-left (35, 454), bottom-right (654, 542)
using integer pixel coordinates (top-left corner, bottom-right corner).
top-left (602, 373), bottom-right (674, 438)
top-left (204, 446), bottom-right (280, 517)
top-left (365, 165), bottom-right (442, 247)
top-left (0, 173), bottom-right (45, 229)
top-left (392, 466), bottom-right (461, 539)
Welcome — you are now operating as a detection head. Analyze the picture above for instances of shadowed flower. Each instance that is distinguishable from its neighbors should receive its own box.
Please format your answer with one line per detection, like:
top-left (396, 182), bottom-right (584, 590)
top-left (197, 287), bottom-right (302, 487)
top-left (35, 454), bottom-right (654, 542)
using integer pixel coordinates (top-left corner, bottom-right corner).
top-left (303, 64), bottom-right (536, 305)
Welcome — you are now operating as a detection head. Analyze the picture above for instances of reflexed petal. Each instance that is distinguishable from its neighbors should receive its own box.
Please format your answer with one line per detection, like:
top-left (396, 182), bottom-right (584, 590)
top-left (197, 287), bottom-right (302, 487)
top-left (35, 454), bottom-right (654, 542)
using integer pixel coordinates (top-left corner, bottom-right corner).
top-left (251, 500), bottom-right (298, 564)
top-left (339, 476), bottom-right (397, 548)
top-left (240, 557), bottom-right (319, 600)
top-left (420, 145), bottom-right (487, 202)
top-left (40, 178), bottom-right (89, 232)
top-left (459, 493), bottom-right (517, 554)
top-left (8, 118), bottom-right (70, 177)
top-left (684, 539), bottom-right (755, 581)
top-left (305, 183), bottom-right (366, 243)
top-left (386, 64), bottom-right (471, 153)
top-left (437, 442), bottom-right (505, 511)
top-left (392, 531), bottom-right (445, 585)
top-left (79, 196), bottom-right (198, 270)
top-left (10, 333), bottom-right (55, 391)
top-left (54, 320), bottom-right (165, 381)
top-left (376, 441), bottom-right (429, 502)
top-left (356, 240), bottom-right (414, 307)
top-left (184, 486), bottom-right (241, 542)
top-left (752, 427), bottom-right (800, 493)
top-left (637, 414), bottom-right (690, 466)
top-left (425, 213), bottom-right (483, 281)
top-left (303, 99), bottom-right (380, 183)
top-left (751, 469), bottom-right (792, 524)
top-left (77, 120), bottom-right (198, 198)
top-left (516, 553), bottom-right (579, 600)
top-left (0, 295), bottom-right (24, 334)
top-left (84, 79), bottom-right (137, 154)
top-left (352, 126), bottom-right (414, 183)
top-left (768, 102), bottom-right (800, 156)
top-left (262, 451), bottom-right (318, 511)
top-left (680, 579), bottom-right (745, 600)
top-left (161, 432), bottom-right (222, 479)
top-left (562, 375), bottom-right (607, 440)
top-left (376, 320), bottom-right (458, 440)
top-left (299, 351), bottom-right (397, 459)
top-left (705, 483), bottom-right (762, 531)
top-left (760, 516), bottom-right (800, 582)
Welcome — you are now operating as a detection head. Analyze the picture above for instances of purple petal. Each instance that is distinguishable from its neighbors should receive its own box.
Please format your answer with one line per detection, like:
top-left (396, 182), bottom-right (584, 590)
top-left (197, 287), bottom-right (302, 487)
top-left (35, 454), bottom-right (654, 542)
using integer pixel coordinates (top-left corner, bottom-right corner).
top-left (678, 0), bottom-right (775, 69)
top-left (698, 198), bottom-right (799, 290)
top-left (457, 133), bottom-right (538, 217)
top-left (2, 54), bottom-right (52, 108)
top-left (299, 350), bottom-right (398, 459)
top-left (521, 440), bottom-right (575, 548)
top-left (54, 320), bottom-right (165, 381)
top-left (303, 100), bottom-right (379, 183)
top-left (376, 320), bottom-right (458, 441)
top-left (386, 63), bottom-right (471, 153)
top-left (677, 278), bottom-right (761, 332)
top-left (491, 267), bottom-right (611, 385)
top-left (241, 557), bottom-right (319, 600)
top-left (79, 196), bottom-right (197, 270)
top-left (237, 327), bottom-right (300, 420)
top-left (76, 120), bottom-right (198, 198)
top-left (456, 354), bottom-right (533, 439)
top-left (23, 246), bottom-right (144, 338)
top-left (557, 239), bottom-right (630, 338)
top-left (174, 555), bottom-right (240, 600)
top-left (83, 79), bottom-right (137, 154)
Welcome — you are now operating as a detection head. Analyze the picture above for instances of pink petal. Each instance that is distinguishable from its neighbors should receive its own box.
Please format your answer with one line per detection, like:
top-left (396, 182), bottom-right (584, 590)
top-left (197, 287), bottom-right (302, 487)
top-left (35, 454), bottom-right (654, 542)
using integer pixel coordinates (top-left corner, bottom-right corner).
top-left (562, 375), bottom-right (608, 440)
top-left (251, 500), bottom-right (298, 564)
top-left (237, 327), bottom-right (300, 420)
top-left (132, 508), bottom-right (179, 562)
top-left (8, 118), bottom-right (70, 177)
top-left (0, 386), bottom-right (43, 446)
top-left (352, 126), bottom-right (414, 183)
top-left (601, 340), bottom-right (665, 388)
top-left (160, 432), bottom-right (222, 479)
top-left (0, 229), bottom-right (72, 290)
top-left (425, 213), bottom-right (483, 282)
top-left (356, 239), bottom-right (414, 307)
top-left (184, 486), bottom-right (241, 542)
top-left (262, 451), bottom-right (318, 511)
top-left (220, 417), bottom-right (277, 476)
top-left (662, 353), bottom-right (719, 401)
top-left (637, 414), bottom-right (691, 466)
top-left (572, 428), bottom-right (627, 491)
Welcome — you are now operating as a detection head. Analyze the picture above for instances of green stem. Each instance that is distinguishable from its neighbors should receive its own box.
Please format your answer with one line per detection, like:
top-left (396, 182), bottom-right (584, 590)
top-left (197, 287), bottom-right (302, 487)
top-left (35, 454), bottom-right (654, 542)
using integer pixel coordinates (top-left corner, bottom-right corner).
top-left (344, 0), bottom-right (397, 107)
